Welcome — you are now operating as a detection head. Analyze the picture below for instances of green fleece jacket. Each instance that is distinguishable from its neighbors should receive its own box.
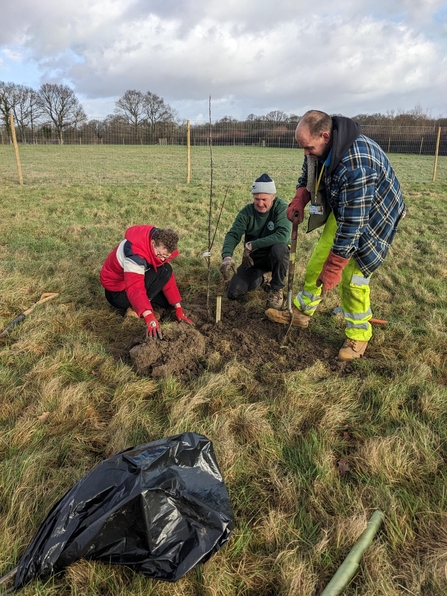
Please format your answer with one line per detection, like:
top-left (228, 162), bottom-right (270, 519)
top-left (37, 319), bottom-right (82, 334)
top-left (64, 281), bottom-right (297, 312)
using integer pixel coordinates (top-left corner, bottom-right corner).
top-left (221, 197), bottom-right (292, 258)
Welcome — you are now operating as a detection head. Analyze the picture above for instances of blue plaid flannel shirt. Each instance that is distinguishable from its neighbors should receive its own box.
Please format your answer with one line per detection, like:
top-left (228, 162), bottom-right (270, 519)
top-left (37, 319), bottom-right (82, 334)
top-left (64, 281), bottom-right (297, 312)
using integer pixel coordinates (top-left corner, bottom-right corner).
top-left (321, 135), bottom-right (405, 276)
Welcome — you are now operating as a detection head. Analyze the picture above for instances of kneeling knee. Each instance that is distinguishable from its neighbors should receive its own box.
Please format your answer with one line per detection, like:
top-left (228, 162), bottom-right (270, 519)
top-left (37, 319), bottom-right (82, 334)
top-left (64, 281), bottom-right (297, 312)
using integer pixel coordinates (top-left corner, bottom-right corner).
top-left (270, 243), bottom-right (289, 258)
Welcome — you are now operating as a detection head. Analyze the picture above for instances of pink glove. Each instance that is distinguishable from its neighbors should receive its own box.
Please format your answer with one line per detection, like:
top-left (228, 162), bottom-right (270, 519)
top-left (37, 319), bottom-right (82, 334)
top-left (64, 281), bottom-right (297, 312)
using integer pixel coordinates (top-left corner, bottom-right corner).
top-left (175, 305), bottom-right (193, 325)
top-left (316, 252), bottom-right (350, 296)
top-left (286, 187), bottom-right (311, 223)
top-left (143, 311), bottom-right (162, 339)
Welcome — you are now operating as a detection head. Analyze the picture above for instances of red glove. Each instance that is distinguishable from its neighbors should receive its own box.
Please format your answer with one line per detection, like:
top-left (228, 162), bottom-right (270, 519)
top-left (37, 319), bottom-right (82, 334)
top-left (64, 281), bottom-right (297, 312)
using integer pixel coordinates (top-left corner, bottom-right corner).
top-left (143, 311), bottom-right (163, 339)
top-left (175, 305), bottom-right (193, 325)
top-left (286, 187), bottom-right (311, 223)
top-left (316, 252), bottom-right (350, 296)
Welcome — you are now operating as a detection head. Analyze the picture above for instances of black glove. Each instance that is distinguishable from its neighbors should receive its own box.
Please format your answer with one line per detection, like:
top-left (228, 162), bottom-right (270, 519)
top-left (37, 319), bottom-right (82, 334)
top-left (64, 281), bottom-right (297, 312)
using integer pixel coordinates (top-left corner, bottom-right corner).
top-left (242, 243), bottom-right (254, 267)
top-left (220, 257), bottom-right (235, 281)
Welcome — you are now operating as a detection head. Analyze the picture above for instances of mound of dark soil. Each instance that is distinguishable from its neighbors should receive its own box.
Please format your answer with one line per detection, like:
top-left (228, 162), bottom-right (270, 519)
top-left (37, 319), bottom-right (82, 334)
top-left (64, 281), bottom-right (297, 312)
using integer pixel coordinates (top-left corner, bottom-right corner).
top-left (111, 290), bottom-right (352, 381)
top-left (129, 324), bottom-right (206, 380)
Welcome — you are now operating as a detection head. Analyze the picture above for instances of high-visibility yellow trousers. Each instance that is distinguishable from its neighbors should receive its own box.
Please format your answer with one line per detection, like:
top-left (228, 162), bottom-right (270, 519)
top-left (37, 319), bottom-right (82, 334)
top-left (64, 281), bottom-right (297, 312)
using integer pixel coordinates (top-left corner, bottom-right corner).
top-left (294, 212), bottom-right (373, 341)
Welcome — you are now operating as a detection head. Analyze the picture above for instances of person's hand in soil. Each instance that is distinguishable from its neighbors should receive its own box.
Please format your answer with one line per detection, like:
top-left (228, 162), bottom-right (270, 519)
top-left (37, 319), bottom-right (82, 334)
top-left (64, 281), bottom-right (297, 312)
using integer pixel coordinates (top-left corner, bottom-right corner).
top-left (143, 311), bottom-right (163, 339)
top-left (175, 305), bottom-right (194, 325)
top-left (220, 257), bottom-right (235, 281)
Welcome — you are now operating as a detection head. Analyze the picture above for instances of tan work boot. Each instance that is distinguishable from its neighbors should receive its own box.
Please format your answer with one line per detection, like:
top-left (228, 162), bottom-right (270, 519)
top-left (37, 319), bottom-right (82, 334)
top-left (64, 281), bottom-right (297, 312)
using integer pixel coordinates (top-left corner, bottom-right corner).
top-left (266, 288), bottom-right (284, 310)
top-left (338, 339), bottom-right (368, 361)
top-left (265, 306), bottom-right (310, 328)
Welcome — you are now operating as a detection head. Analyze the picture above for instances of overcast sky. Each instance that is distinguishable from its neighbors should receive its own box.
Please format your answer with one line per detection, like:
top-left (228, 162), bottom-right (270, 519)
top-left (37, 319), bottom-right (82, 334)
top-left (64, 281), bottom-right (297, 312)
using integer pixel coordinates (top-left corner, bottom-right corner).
top-left (1, 0), bottom-right (446, 122)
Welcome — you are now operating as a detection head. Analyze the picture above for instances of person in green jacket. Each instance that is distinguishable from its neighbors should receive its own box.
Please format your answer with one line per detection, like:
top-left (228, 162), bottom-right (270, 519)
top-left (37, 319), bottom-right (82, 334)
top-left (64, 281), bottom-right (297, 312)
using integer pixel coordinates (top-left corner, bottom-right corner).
top-left (220, 173), bottom-right (292, 310)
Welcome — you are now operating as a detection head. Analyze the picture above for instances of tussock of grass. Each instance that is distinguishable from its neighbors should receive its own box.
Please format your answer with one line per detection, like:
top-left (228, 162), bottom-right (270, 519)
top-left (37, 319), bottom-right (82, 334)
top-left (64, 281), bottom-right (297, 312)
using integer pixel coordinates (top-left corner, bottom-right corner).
top-left (356, 425), bottom-right (442, 485)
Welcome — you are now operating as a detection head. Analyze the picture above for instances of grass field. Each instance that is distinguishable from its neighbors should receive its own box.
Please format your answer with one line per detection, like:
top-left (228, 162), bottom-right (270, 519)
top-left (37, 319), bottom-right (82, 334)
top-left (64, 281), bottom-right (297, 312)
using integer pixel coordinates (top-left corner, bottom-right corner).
top-left (0, 144), bottom-right (446, 186)
top-left (1, 147), bottom-right (447, 595)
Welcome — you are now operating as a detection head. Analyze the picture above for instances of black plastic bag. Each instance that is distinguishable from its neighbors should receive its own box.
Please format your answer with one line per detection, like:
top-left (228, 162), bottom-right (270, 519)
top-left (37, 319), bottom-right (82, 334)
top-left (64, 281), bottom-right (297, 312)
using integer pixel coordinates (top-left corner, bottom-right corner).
top-left (14, 432), bottom-right (234, 589)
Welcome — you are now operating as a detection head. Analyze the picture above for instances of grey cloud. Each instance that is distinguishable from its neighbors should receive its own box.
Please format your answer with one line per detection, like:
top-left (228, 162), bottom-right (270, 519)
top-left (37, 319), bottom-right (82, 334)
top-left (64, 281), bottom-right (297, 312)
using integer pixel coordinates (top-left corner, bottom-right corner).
top-left (2, 0), bottom-right (444, 48)
top-left (1, 0), bottom-right (446, 120)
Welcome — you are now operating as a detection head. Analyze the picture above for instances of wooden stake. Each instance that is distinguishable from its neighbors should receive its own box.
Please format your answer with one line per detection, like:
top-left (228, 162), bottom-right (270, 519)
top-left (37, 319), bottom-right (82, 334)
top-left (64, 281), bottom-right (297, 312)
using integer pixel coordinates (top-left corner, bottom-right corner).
top-left (216, 296), bottom-right (222, 323)
top-left (186, 119), bottom-right (191, 184)
top-left (9, 115), bottom-right (23, 185)
top-left (432, 126), bottom-right (441, 182)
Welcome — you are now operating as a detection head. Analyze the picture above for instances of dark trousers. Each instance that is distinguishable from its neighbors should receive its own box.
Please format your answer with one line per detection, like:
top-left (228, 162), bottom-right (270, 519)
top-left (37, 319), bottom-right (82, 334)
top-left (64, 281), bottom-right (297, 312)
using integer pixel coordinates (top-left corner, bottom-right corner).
top-left (227, 243), bottom-right (289, 300)
top-left (105, 264), bottom-right (173, 312)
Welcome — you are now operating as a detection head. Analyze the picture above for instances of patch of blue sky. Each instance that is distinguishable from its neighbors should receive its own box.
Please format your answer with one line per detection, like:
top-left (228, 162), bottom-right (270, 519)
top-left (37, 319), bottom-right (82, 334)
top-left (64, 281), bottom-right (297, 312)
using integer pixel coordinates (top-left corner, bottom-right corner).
top-left (0, 47), bottom-right (40, 87)
top-left (431, 6), bottom-right (447, 49)
top-left (434, 5), bottom-right (447, 20)
top-left (365, 11), bottom-right (406, 23)
top-left (38, 48), bottom-right (85, 75)
top-left (1, 46), bottom-right (86, 85)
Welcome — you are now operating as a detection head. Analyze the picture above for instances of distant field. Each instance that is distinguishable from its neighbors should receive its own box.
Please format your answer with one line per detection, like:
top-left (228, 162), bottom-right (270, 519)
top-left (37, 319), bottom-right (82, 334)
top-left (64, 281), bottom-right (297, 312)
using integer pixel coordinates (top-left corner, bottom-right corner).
top-left (0, 144), bottom-right (445, 187)
top-left (1, 150), bottom-right (447, 595)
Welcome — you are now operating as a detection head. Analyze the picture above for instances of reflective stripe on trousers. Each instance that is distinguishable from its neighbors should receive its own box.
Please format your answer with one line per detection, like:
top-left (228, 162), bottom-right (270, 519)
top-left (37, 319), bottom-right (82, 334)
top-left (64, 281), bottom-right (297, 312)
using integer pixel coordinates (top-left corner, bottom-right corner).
top-left (295, 212), bottom-right (373, 341)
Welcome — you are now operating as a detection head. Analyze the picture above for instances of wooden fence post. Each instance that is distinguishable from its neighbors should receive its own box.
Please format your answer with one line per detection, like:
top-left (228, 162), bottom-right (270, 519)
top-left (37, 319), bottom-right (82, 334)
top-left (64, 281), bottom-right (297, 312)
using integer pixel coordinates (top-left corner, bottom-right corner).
top-left (432, 127), bottom-right (441, 182)
top-left (186, 120), bottom-right (191, 184)
top-left (9, 115), bottom-right (23, 185)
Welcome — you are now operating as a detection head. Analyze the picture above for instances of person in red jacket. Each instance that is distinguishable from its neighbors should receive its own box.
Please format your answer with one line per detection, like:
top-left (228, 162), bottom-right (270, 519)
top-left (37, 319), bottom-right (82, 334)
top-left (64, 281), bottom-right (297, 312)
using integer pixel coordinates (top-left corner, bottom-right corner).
top-left (100, 225), bottom-right (193, 339)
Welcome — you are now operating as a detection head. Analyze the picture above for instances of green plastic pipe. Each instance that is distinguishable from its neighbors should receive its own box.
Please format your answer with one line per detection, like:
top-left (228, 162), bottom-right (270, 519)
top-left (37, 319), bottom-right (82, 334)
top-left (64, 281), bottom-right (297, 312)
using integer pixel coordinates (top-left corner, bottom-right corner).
top-left (320, 510), bottom-right (384, 596)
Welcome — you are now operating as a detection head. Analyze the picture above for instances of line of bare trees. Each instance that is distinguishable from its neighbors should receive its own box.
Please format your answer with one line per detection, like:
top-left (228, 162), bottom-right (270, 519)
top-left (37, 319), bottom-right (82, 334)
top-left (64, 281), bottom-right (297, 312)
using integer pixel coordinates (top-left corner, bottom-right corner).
top-left (0, 82), bottom-right (86, 144)
top-left (241, 105), bottom-right (447, 128)
top-left (0, 83), bottom-right (177, 144)
top-left (1, 81), bottom-right (446, 153)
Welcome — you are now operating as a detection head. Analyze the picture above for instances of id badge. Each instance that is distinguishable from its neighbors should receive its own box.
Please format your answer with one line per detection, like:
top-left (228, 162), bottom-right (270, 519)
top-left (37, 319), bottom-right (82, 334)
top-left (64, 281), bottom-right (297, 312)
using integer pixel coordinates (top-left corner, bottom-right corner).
top-left (309, 205), bottom-right (324, 215)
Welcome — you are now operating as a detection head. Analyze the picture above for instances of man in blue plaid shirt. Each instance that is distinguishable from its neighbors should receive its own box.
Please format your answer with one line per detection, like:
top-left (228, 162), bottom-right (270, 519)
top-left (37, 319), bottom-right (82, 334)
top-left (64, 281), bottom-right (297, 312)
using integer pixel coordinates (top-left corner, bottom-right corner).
top-left (266, 110), bottom-right (406, 361)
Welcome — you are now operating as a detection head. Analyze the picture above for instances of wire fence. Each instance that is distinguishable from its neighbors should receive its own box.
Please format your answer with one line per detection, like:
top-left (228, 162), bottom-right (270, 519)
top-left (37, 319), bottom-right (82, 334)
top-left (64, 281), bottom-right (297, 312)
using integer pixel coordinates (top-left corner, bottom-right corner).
top-left (1, 120), bottom-right (446, 154)
top-left (0, 122), bottom-right (445, 186)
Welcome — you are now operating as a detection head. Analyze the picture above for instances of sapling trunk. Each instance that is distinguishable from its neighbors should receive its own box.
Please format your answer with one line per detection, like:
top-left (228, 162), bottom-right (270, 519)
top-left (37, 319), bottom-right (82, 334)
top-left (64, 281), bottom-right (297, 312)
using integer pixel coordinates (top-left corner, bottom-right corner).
top-left (206, 96), bottom-right (213, 320)
top-left (204, 97), bottom-right (228, 322)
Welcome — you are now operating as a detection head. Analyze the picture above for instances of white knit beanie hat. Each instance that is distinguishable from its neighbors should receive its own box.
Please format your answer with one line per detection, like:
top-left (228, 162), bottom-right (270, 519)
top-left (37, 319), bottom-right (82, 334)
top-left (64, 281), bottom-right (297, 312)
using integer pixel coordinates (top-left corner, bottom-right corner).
top-left (251, 173), bottom-right (276, 195)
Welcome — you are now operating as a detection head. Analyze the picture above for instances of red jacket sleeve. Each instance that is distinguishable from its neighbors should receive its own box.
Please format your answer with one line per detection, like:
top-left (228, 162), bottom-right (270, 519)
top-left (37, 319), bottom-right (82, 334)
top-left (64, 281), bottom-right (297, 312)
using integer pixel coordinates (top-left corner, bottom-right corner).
top-left (124, 271), bottom-right (182, 316)
top-left (124, 271), bottom-right (153, 316)
top-left (162, 272), bottom-right (182, 305)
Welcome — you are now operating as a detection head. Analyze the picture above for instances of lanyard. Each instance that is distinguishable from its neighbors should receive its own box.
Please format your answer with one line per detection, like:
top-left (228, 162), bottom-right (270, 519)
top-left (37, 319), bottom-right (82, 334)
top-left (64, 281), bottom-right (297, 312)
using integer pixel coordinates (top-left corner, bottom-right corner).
top-left (315, 165), bottom-right (325, 195)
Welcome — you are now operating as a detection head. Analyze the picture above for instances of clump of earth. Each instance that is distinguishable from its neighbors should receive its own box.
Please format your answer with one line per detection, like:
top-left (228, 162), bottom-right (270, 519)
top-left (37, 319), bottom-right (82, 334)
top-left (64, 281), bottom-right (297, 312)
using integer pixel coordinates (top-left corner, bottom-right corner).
top-left (110, 288), bottom-right (353, 380)
top-left (129, 323), bottom-right (206, 380)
